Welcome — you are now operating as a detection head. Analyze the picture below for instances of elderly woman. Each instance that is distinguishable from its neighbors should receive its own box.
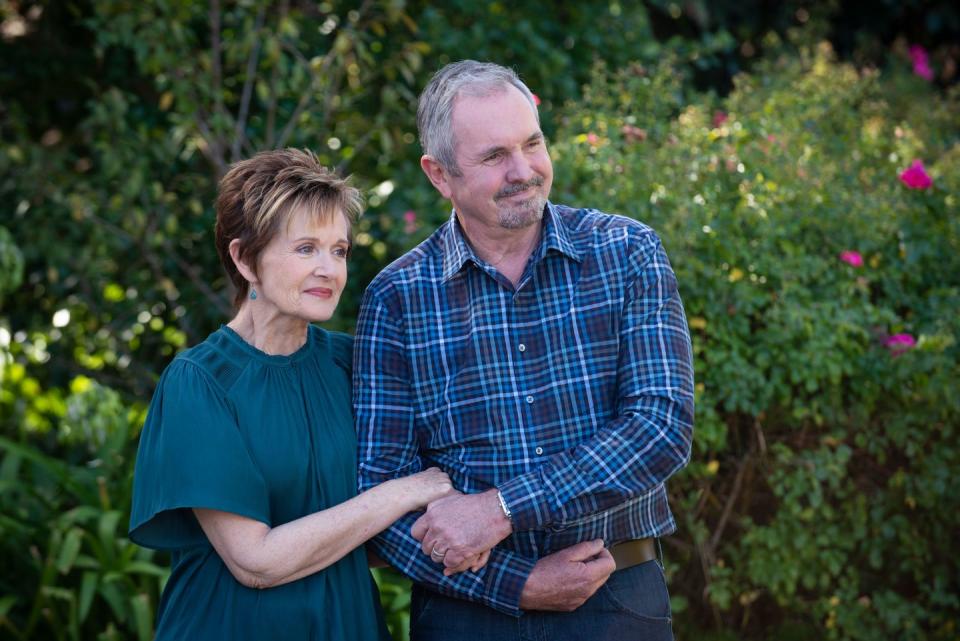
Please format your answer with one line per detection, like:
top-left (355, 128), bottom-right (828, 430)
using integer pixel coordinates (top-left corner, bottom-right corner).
top-left (129, 149), bottom-right (453, 640)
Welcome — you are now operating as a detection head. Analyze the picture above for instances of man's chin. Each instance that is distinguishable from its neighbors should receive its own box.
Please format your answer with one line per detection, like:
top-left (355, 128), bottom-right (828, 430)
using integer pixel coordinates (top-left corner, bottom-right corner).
top-left (497, 196), bottom-right (546, 230)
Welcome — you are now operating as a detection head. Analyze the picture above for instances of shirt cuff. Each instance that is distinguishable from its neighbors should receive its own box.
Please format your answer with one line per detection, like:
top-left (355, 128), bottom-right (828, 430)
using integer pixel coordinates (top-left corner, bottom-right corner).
top-left (497, 471), bottom-right (552, 532)
top-left (481, 548), bottom-right (538, 617)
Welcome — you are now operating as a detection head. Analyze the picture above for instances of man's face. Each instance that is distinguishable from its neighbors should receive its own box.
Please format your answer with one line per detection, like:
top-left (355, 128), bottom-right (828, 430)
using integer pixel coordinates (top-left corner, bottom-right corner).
top-left (440, 86), bottom-right (553, 232)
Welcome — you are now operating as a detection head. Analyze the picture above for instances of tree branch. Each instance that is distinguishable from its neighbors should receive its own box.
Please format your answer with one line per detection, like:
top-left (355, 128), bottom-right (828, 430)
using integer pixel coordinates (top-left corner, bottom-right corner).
top-left (161, 239), bottom-right (232, 318)
top-left (264, 0), bottom-right (290, 149)
top-left (275, 42), bottom-right (325, 148)
top-left (208, 0), bottom-right (226, 168)
top-left (231, 4), bottom-right (266, 162)
top-left (709, 453), bottom-right (751, 552)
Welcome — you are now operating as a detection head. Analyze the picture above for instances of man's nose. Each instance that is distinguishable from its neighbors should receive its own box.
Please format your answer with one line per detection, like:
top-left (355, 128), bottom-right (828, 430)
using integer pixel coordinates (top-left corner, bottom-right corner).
top-left (505, 150), bottom-right (535, 183)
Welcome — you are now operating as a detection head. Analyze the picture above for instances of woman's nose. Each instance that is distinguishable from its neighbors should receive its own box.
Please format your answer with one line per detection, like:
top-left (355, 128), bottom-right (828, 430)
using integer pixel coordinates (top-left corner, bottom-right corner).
top-left (312, 255), bottom-right (333, 278)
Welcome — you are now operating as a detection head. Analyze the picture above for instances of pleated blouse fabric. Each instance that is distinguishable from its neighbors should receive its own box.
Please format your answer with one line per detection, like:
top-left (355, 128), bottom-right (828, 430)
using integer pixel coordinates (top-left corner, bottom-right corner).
top-left (130, 325), bottom-right (388, 641)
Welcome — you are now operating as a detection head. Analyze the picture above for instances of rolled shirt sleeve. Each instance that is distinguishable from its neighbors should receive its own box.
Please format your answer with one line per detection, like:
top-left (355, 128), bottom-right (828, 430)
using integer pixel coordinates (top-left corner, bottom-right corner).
top-left (354, 294), bottom-right (537, 616)
top-left (496, 235), bottom-right (695, 531)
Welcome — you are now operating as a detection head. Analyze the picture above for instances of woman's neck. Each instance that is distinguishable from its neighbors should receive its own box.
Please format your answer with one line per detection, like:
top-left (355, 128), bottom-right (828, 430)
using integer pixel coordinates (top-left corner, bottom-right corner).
top-left (227, 303), bottom-right (309, 356)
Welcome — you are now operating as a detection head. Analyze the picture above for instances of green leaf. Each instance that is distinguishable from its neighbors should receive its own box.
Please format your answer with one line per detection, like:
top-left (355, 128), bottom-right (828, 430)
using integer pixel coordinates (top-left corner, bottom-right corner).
top-left (56, 527), bottom-right (84, 574)
top-left (97, 511), bottom-right (123, 563)
top-left (0, 450), bottom-right (22, 482)
top-left (79, 571), bottom-right (98, 623)
top-left (124, 560), bottom-right (168, 578)
top-left (97, 582), bottom-right (127, 623)
top-left (0, 594), bottom-right (17, 617)
top-left (130, 594), bottom-right (153, 641)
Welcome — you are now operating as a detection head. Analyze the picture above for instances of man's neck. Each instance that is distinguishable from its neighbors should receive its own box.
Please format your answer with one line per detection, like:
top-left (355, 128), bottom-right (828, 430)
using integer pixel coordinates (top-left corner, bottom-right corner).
top-left (457, 215), bottom-right (542, 286)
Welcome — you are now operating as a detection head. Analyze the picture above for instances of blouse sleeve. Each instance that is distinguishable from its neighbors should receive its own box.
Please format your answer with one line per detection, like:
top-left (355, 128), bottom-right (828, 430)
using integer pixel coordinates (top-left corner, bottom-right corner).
top-left (129, 358), bottom-right (271, 550)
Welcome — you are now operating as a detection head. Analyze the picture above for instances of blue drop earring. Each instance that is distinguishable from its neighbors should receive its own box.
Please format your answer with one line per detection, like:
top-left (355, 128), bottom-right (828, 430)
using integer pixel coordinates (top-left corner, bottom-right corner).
top-left (249, 288), bottom-right (257, 300)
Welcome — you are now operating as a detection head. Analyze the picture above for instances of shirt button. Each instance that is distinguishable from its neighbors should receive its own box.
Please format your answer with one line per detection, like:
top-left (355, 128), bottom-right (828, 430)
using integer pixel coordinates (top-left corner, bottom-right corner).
top-left (525, 395), bottom-right (534, 404)
top-left (518, 343), bottom-right (526, 352)
top-left (535, 447), bottom-right (543, 455)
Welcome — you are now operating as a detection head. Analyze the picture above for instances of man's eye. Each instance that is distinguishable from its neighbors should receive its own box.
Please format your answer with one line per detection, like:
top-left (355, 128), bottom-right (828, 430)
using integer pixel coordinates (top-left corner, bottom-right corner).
top-left (483, 152), bottom-right (503, 164)
top-left (525, 140), bottom-right (541, 150)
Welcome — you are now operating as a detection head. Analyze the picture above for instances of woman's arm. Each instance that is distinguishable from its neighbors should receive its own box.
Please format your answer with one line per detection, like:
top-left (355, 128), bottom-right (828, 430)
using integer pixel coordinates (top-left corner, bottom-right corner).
top-left (194, 468), bottom-right (452, 589)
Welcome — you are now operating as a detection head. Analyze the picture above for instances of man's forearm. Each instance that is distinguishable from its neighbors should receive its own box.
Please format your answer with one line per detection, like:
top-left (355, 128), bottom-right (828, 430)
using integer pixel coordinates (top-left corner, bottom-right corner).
top-left (412, 488), bottom-right (513, 572)
top-left (372, 513), bottom-right (537, 617)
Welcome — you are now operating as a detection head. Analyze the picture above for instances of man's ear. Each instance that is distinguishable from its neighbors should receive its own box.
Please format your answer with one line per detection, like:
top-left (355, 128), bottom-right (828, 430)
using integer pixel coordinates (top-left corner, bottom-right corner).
top-left (420, 155), bottom-right (454, 200)
top-left (228, 239), bottom-right (258, 285)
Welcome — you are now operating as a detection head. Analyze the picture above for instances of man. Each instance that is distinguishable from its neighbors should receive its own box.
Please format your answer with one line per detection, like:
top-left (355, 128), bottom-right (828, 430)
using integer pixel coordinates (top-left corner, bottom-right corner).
top-left (354, 60), bottom-right (694, 640)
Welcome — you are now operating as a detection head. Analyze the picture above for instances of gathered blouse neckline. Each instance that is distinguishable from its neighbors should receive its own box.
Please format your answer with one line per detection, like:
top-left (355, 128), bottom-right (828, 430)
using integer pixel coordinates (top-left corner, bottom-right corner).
top-left (218, 324), bottom-right (320, 366)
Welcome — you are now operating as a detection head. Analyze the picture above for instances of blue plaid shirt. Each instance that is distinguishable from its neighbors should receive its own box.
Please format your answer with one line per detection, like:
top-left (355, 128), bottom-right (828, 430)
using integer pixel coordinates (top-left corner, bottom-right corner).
top-left (354, 202), bottom-right (694, 616)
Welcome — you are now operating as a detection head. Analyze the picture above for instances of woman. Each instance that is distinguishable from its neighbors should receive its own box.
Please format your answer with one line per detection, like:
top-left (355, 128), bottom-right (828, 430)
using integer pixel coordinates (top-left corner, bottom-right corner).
top-left (129, 149), bottom-right (452, 640)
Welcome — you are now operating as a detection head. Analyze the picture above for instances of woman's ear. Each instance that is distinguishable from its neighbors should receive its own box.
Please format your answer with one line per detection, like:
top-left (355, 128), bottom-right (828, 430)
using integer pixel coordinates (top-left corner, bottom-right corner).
top-left (228, 239), bottom-right (258, 285)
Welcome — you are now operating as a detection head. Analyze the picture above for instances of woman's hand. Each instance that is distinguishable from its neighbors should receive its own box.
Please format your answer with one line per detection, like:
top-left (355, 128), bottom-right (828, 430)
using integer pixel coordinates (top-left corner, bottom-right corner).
top-left (395, 467), bottom-right (455, 511)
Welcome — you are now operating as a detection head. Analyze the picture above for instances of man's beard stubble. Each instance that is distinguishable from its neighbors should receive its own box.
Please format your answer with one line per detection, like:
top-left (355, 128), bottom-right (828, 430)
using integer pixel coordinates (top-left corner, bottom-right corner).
top-left (494, 176), bottom-right (547, 230)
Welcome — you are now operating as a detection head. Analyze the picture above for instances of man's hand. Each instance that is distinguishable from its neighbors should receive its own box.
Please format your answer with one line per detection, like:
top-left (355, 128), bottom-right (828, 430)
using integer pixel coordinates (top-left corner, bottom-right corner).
top-left (519, 540), bottom-right (615, 611)
top-left (411, 489), bottom-right (512, 573)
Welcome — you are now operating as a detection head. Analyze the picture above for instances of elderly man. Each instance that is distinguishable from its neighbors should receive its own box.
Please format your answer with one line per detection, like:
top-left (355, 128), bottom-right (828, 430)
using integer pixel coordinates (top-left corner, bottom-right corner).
top-left (354, 60), bottom-right (694, 640)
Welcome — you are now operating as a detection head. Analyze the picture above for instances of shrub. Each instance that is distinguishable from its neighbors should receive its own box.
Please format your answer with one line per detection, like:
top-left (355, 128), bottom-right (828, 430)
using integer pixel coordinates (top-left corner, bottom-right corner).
top-left (549, 41), bottom-right (960, 639)
top-left (0, 377), bottom-right (165, 640)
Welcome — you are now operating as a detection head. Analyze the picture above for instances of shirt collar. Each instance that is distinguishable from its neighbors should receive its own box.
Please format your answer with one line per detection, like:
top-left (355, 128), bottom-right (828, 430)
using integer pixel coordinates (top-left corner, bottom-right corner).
top-left (440, 201), bottom-right (581, 282)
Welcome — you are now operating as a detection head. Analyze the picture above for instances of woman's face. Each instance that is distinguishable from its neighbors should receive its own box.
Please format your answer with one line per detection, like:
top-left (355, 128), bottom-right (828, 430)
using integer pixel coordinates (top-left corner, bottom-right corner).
top-left (253, 207), bottom-right (350, 323)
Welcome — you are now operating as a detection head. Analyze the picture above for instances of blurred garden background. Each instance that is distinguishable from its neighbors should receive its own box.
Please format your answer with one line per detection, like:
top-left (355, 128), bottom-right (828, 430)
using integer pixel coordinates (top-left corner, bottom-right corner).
top-left (2, 1), bottom-right (959, 639)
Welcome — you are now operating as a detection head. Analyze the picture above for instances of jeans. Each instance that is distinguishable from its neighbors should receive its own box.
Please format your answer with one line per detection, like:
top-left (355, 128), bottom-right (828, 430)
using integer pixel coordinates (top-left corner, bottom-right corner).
top-left (410, 559), bottom-right (674, 641)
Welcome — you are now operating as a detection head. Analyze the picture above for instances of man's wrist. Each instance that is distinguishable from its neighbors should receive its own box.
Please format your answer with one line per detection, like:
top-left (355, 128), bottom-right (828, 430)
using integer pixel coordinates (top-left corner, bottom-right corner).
top-left (496, 475), bottom-right (549, 531)
top-left (496, 489), bottom-right (512, 522)
top-left (486, 488), bottom-right (513, 537)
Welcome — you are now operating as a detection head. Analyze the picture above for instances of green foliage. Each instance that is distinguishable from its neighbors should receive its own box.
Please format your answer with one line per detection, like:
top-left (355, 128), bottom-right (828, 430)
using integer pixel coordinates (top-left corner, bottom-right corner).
top-left (0, 376), bottom-right (164, 640)
top-left (2, 1), bottom-right (959, 639)
top-left (549, 42), bottom-right (960, 639)
top-left (372, 567), bottom-right (413, 641)
top-left (0, 226), bottom-right (24, 301)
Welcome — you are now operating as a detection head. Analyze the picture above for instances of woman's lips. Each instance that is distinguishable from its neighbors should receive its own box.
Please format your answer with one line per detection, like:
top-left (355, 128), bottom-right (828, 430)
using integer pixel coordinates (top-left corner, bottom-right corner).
top-left (305, 288), bottom-right (333, 299)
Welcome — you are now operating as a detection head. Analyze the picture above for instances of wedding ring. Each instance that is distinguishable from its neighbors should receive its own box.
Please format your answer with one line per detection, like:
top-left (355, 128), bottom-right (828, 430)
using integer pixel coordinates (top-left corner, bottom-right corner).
top-left (430, 545), bottom-right (447, 560)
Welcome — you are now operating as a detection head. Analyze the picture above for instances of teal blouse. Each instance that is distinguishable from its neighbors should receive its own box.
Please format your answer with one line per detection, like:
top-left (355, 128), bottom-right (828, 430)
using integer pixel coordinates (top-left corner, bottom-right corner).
top-left (130, 325), bottom-right (388, 641)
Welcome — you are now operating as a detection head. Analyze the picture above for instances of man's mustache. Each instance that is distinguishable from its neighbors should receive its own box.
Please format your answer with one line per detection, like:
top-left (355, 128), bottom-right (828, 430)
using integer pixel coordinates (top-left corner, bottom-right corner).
top-left (494, 176), bottom-right (544, 200)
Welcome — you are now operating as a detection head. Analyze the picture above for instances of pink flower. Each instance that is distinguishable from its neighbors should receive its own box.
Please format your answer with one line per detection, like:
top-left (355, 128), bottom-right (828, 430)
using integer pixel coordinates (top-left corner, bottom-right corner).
top-left (839, 250), bottom-right (863, 267)
top-left (621, 124), bottom-right (647, 142)
top-left (899, 160), bottom-right (933, 190)
top-left (532, 93), bottom-right (541, 106)
top-left (586, 132), bottom-right (599, 145)
top-left (403, 210), bottom-right (417, 234)
top-left (884, 333), bottom-right (916, 356)
top-left (908, 45), bottom-right (934, 81)
top-left (712, 111), bottom-right (728, 128)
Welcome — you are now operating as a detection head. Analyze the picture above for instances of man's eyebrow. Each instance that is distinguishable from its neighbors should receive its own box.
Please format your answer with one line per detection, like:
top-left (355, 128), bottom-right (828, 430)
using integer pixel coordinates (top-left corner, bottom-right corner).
top-left (475, 132), bottom-right (544, 158)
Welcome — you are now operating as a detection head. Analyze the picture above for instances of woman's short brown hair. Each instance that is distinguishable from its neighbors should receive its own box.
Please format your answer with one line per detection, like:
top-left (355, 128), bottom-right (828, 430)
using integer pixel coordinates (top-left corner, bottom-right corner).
top-left (214, 148), bottom-right (363, 308)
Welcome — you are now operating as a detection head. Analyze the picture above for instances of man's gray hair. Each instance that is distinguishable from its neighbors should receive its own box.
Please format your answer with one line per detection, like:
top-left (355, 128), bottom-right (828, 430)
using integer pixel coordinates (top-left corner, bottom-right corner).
top-left (417, 60), bottom-right (539, 177)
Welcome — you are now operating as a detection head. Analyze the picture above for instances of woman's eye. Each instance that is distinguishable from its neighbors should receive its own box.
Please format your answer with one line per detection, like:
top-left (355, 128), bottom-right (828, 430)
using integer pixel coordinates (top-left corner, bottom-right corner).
top-left (296, 245), bottom-right (314, 255)
top-left (333, 247), bottom-right (348, 258)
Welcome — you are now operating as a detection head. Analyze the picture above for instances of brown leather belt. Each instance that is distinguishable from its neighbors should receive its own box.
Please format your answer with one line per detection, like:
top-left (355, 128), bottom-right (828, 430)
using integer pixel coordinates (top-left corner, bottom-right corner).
top-left (609, 538), bottom-right (657, 572)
